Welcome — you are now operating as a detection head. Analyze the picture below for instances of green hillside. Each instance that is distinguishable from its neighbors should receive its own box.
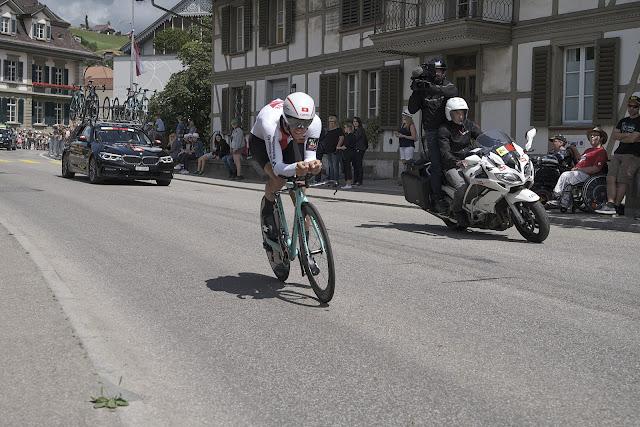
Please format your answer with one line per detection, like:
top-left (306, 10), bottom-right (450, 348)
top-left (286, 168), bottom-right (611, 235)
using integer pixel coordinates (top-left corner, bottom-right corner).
top-left (69, 27), bottom-right (129, 55)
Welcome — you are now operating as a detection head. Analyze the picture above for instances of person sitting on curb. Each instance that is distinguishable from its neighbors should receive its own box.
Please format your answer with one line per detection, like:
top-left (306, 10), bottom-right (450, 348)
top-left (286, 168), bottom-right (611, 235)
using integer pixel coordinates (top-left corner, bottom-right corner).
top-left (176, 133), bottom-right (204, 175)
top-left (548, 127), bottom-right (608, 208)
top-left (194, 133), bottom-right (230, 175)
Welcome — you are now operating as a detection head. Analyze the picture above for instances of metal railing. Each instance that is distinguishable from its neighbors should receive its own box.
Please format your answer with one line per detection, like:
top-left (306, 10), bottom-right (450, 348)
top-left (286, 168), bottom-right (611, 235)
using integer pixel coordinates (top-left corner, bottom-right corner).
top-left (374, 0), bottom-right (513, 34)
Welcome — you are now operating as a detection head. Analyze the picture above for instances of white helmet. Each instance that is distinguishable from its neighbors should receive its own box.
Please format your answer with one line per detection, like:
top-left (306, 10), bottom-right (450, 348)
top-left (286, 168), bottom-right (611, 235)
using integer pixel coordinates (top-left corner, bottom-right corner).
top-left (283, 92), bottom-right (315, 129)
top-left (445, 97), bottom-right (469, 121)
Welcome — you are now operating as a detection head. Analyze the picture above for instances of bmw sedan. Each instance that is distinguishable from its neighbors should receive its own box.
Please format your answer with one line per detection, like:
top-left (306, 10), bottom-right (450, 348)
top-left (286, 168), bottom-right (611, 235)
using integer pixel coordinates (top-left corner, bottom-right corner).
top-left (62, 121), bottom-right (174, 185)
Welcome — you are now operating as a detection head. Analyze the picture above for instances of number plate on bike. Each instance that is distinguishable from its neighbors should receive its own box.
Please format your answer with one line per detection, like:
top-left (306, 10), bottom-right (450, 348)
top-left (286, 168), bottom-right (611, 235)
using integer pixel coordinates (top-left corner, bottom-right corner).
top-left (135, 166), bottom-right (149, 171)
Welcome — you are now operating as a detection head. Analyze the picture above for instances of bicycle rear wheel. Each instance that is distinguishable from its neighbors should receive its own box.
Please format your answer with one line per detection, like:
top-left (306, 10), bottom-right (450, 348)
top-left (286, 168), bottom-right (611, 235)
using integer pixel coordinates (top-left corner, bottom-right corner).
top-left (102, 96), bottom-right (111, 120)
top-left (299, 202), bottom-right (335, 302)
top-left (86, 93), bottom-right (99, 121)
top-left (261, 197), bottom-right (290, 282)
top-left (111, 97), bottom-right (120, 120)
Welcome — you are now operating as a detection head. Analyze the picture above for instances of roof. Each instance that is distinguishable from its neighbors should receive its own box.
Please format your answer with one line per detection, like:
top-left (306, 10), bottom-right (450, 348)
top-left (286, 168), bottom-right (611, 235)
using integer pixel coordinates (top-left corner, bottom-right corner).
top-left (83, 66), bottom-right (113, 89)
top-left (91, 24), bottom-right (115, 32)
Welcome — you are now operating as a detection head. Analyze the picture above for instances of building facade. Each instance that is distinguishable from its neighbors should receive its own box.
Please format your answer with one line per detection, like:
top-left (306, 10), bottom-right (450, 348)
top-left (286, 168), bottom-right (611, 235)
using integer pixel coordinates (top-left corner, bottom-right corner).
top-left (211, 0), bottom-right (640, 179)
top-left (0, 0), bottom-right (99, 131)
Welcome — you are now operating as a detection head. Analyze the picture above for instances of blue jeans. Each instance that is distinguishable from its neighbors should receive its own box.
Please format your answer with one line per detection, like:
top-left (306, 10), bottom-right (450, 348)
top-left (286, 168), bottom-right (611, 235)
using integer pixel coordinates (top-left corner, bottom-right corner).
top-left (222, 154), bottom-right (236, 173)
top-left (425, 130), bottom-right (443, 200)
top-left (326, 152), bottom-right (341, 182)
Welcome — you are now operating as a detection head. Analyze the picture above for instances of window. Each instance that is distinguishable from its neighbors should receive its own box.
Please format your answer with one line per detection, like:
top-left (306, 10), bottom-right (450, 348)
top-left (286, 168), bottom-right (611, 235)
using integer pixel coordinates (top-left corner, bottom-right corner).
top-left (54, 67), bottom-right (63, 85)
top-left (36, 23), bottom-right (45, 39)
top-left (347, 73), bottom-right (358, 118)
top-left (34, 101), bottom-right (44, 124)
top-left (258, 0), bottom-right (294, 47)
top-left (368, 71), bottom-right (380, 117)
top-left (564, 46), bottom-right (594, 123)
top-left (8, 98), bottom-right (16, 122)
top-left (1, 17), bottom-right (9, 34)
top-left (341, 0), bottom-right (381, 29)
top-left (32, 21), bottom-right (51, 40)
top-left (220, 85), bottom-right (251, 134)
top-left (54, 103), bottom-right (63, 125)
top-left (236, 6), bottom-right (244, 51)
top-left (222, 1), bottom-right (252, 54)
top-left (33, 65), bottom-right (43, 83)
top-left (5, 60), bottom-right (17, 81)
top-left (275, 0), bottom-right (285, 44)
top-left (457, 0), bottom-right (479, 18)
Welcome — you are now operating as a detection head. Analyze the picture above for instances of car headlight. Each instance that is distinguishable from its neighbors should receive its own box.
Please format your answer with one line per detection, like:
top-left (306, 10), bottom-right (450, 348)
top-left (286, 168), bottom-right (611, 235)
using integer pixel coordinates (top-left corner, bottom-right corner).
top-left (495, 172), bottom-right (523, 184)
top-left (159, 155), bottom-right (173, 164)
top-left (99, 152), bottom-right (122, 161)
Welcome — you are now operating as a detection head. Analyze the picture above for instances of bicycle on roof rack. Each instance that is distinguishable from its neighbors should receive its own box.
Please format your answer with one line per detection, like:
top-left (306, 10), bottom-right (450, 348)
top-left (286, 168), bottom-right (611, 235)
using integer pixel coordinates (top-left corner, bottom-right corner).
top-left (69, 79), bottom-right (107, 122)
top-left (111, 84), bottom-right (156, 124)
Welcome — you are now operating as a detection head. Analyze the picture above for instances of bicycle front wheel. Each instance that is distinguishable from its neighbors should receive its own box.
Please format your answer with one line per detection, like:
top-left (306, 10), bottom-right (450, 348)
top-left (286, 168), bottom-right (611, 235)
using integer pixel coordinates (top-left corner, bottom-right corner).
top-left (101, 96), bottom-right (111, 120)
top-left (299, 202), bottom-right (335, 302)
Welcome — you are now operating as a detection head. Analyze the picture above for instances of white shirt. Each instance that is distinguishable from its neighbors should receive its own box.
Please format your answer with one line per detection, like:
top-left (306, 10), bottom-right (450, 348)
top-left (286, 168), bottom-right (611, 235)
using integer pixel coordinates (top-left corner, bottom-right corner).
top-left (251, 99), bottom-right (321, 177)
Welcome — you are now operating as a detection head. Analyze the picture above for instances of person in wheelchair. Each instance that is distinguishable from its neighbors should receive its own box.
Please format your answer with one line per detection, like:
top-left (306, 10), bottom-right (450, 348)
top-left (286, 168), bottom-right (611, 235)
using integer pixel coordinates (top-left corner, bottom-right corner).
top-left (548, 127), bottom-right (608, 207)
top-left (545, 134), bottom-right (580, 168)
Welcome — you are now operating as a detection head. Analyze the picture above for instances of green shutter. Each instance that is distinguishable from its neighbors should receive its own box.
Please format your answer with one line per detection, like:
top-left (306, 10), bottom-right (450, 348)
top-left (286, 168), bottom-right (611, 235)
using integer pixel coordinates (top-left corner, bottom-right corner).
top-left (18, 62), bottom-right (23, 82)
top-left (64, 68), bottom-right (69, 85)
top-left (530, 45), bottom-right (551, 126)
top-left (242, 85), bottom-right (251, 130)
top-left (284, 0), bottom-right (294, 43)
top-left (380, 66), bottom-right (401, 128)
top-left (64, 103), bottom-right (70, 125)
top-left (594, 37), bottom-right (619, 124)
top-left (342, 0), bottom-right (359, 29)
top-left (45, 102), bottom-right (54, 125)
top-left (319, 73), bottom-right (339, 127)
top-left (362, 0), bottom-right (381, 25)
top-left (221, 87), bottom-right (229, 134)
top-left (0, 98), bottom-right (7, 122)
top-left (258, 0), bottom-right (268, 47)
top-left (221, 6), bottom-right (230, 54)
top-left (244, 0), bottom-right (253, 51)
top-left (44, 66), bottom-right (49, 83)
top-left (18, 99), bottom-right (24, 123)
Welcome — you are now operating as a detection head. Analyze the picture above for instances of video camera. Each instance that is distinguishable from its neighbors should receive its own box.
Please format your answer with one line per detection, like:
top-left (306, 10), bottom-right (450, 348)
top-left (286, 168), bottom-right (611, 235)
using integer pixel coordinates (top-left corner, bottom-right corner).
top-left (410, 63), bottom-right (436, 90)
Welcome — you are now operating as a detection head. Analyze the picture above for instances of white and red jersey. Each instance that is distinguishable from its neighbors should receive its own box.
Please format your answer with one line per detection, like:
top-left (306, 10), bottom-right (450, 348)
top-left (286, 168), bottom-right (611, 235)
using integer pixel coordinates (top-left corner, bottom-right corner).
top-left (251, 99), bottom-right (321, 177)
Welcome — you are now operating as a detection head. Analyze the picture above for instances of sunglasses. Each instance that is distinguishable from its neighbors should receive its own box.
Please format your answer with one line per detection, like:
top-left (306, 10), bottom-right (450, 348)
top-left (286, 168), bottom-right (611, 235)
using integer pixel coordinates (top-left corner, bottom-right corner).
top-left (628, 104), bottom-right (639, 108)
top-left (285, 114), bottom-right (312, 129)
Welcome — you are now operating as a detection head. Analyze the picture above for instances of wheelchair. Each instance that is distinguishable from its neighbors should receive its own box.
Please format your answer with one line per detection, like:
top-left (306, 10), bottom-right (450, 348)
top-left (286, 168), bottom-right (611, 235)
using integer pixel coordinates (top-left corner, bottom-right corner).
top-left (557, 173), bottom-right (608, 213)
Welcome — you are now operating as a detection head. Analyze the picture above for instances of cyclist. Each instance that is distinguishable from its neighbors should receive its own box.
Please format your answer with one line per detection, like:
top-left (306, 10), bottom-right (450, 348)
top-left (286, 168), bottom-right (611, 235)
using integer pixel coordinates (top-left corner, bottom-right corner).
top-left (251, 92), bottom-right (322, 238)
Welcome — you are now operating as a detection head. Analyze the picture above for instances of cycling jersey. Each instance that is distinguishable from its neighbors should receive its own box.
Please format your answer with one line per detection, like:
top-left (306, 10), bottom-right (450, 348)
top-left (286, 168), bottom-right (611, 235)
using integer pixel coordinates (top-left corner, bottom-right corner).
top-left (251, 99), bottom-right (321, 177)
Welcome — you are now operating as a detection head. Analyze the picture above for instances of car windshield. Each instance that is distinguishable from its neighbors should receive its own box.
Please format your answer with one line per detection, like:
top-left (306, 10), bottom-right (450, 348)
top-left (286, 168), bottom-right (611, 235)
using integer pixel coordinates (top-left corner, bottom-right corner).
top-left (0, 129), bottom-right (11, 136)
top-left (96, 127), bottom-right (151, 145)
top-left (475, 130), bottom-right (515, 149)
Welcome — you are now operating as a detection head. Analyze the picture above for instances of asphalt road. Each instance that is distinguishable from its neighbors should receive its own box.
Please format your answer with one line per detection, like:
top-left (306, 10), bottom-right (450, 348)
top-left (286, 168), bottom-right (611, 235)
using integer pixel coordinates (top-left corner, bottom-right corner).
top-left (1, 149), bottom-right (639, 426)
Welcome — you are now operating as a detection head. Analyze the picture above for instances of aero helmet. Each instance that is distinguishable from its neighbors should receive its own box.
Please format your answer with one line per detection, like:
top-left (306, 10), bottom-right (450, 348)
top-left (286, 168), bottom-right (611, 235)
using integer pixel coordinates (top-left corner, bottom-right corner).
top-left (445, 97), bottom-right (469, 121)
top-left (283, 92), bottom-right (315, 129)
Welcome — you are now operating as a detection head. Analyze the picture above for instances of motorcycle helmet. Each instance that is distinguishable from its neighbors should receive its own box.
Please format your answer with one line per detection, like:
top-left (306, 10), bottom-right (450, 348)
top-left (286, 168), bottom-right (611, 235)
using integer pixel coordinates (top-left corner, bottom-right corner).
top-left (283, 92), bottom-right (315, 129)
top-left (445, 97), bottom-right (468, 121)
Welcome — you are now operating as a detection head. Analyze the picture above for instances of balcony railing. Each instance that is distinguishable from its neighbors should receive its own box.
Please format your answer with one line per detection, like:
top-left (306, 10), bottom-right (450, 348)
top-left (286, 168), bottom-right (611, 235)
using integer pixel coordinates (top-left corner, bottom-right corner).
top-left (374, 0), bottom-right (513, 34)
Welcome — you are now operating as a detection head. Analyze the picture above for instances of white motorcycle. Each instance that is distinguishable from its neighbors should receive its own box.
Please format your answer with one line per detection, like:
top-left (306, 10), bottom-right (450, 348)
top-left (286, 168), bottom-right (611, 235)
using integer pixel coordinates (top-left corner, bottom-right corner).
top-left (401, 128), bottom-right (550, 243)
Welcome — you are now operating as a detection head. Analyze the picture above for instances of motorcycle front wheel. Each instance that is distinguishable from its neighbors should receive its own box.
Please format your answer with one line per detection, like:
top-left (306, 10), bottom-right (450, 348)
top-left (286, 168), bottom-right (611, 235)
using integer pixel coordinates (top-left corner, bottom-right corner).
top-left (513, 201), bottom-right (550, 243)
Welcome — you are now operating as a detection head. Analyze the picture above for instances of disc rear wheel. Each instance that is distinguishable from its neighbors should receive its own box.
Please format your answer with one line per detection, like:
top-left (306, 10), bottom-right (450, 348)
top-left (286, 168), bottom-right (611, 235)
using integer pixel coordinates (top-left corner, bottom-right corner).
top-left (261, 198), bottom-right (290, 282)
top-left (299, 202), bottom-right (335, 302)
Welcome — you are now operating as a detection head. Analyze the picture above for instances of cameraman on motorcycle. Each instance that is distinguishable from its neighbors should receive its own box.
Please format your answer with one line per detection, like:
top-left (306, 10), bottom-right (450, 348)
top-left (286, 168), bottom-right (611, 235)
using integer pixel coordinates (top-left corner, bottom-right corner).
top-left (408, 57), bottom-right (458, 213)
top-left (438, 97), bottom-right (482, 227)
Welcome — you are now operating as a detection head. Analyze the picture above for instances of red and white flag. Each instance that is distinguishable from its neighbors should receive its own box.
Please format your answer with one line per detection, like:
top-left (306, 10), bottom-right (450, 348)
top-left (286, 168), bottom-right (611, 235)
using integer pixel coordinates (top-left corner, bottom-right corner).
top-left (130, 35), bottom-right (147, 76)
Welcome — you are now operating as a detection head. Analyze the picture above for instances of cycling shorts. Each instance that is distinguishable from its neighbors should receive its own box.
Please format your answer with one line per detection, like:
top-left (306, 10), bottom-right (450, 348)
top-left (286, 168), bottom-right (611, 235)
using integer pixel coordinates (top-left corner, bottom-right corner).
top-left (251, 134), bottom-right (305, 170)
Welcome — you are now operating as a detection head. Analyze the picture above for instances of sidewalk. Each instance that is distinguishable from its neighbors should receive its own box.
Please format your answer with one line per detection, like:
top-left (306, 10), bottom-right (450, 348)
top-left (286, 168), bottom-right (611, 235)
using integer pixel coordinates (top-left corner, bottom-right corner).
top-left (173, 174), bottom-right (640, 234)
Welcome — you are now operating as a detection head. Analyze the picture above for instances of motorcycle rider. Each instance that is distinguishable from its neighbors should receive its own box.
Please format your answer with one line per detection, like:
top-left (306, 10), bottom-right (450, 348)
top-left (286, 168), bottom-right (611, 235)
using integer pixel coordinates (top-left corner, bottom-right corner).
top-left (438, 97), bottom-right (482, 227)
top-left (408, 57), bottom-right (458, 213)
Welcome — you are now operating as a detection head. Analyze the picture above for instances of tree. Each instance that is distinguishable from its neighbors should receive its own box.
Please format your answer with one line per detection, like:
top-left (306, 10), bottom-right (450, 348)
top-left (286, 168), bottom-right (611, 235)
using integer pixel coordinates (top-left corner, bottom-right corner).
top-left (150, 17), bottom-right (212, 146)
top-left (153, 28), bottom-right (191, 54)
top-left (85, 15), bottom-right (89, 29)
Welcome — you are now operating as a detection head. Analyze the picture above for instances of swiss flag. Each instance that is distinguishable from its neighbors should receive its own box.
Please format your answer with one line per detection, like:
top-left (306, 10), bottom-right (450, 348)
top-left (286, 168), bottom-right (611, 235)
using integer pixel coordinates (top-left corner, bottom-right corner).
top-left (302, 107), bottom-right (308, 112)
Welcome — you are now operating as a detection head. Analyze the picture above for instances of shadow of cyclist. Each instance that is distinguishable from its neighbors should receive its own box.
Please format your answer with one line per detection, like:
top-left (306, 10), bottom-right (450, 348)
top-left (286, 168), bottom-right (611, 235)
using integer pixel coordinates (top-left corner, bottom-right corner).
top-left (205, 272), bottom-right (328, 307)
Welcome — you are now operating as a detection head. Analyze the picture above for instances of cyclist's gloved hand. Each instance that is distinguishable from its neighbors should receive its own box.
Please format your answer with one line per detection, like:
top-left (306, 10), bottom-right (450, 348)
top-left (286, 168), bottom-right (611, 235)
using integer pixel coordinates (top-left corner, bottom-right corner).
top-left (307, 159), bottom-right (322, 175)
top-left (295, 161), bottom-right (309, 177)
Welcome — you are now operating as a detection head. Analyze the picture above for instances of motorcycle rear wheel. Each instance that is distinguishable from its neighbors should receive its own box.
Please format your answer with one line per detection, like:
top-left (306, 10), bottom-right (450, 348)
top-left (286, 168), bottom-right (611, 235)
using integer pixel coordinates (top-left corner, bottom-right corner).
top-left (513, 201), bottom-right (550, 243)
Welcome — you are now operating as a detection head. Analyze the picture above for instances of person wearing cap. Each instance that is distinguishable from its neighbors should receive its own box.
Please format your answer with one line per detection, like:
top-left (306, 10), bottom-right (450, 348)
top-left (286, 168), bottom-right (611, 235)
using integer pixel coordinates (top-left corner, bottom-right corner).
top-left (596, 95), bottom-right (640, 215)
top-left (176, 133), bottom-right (204, 174)
top-left (322, 115), bottom-right (344, 184)
top-left (545, 134), bottom-right (580, 168)
top-left (223, 118), bottom-right (245, 180)
top-left (549, 127), bottom-right (608, 208)
top-left (395, 109), bottom-right (417, 172)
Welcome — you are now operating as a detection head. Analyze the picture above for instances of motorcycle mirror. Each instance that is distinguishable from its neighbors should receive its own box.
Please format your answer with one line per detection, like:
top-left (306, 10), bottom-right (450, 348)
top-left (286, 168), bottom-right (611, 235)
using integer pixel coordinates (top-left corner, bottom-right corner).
top-left (525, 128), bottom-right (536, 151)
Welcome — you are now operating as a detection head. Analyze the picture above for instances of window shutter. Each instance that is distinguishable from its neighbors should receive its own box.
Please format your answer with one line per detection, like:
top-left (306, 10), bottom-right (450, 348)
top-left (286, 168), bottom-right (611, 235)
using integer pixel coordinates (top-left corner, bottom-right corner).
top-left (0, 98), bottom-right (7, 122)
top-left (244, 0), bottom-right (253, 51)
top-left (221, 6), bottom-right (230, 54)
top-left (284, 0), bottom-right (294, 43)
top-left (258, 0), bottom-right (268, 47)
top-left (530, 45), bottom-right (551, 126)
top-left (18, 62), bottom-right (23, 82)
top-left (380, 66), bottom-right (401, 127)
top-left (45, 102), bottom-right (54, 125)
top-left (221, 87), bottom-right (229, 134)
top-left (319, 73), bottom-right (339, 127)
top-left (2, 60), bottom-right (6, 81)
top-left (18, 99), bottom-right (23, 123)
top-left (51, 67), bottom-right (57, 84)
top-left (342, 0), bottom-right (359, 29)
top-left (46, 23), bottom-right (51, 40)
top-left (362, 0), bottom-right (381, 25)
top-left (242, 85), bottom-right (251, 130)
top-left (32, 23), bottom-right (36, 38)
top-left (32, 64), bottom-right (36, 82)
top-left (11, 17), bottom-right (16, 35)
top-left (64, 103), bottom-right (70, 125)
top-left (32, 101), bottom-right (36, 123)
top-left (594, 37), bottom-right (619, 124)
top-left (44, 66), bottom-right (49, 83)
top-left (64, 68), bottom-right (69, 85)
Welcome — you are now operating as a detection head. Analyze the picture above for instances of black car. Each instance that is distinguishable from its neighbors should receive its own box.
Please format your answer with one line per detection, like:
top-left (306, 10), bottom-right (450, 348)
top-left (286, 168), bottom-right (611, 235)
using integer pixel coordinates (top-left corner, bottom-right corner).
top-left (0, 127), bottom-right (17, 150)
top-left (62, 121), bottom-right (174, 185)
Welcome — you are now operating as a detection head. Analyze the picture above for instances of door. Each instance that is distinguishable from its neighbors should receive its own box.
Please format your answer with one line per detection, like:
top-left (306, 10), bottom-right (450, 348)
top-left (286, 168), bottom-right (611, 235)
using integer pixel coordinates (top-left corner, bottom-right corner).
top-left (450, 54), bottom-right (477, 122)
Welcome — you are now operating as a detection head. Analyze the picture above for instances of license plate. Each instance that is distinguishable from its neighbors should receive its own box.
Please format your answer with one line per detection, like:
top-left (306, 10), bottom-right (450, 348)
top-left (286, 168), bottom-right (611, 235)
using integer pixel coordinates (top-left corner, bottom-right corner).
top-left (135, 166), bottom-right (149, 171)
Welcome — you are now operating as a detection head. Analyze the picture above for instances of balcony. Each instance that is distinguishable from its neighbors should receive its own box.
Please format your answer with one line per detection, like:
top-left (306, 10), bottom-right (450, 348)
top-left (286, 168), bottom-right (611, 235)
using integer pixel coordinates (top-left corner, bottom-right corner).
top-left (370, 0), bottom-right (513, 55)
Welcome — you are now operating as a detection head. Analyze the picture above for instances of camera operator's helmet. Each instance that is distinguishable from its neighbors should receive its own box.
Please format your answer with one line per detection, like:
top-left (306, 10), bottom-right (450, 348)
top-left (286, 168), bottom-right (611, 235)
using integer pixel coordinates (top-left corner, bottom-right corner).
top-left (283, 92), bottom-right (315, 129)
top-left (445, 97), bottom-right (469, 121)
top-left (427, 57), bottom-right (447, 71)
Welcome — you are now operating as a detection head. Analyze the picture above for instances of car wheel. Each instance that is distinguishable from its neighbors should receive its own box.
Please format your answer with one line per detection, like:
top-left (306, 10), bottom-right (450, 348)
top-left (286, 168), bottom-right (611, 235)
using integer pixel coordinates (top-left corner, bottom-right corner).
top-left (61, 153), bottom-right (75, 178)
top-left (156, 179), bottom-right (171, 186)
top-left (88, 156), bottom-right (103, 184)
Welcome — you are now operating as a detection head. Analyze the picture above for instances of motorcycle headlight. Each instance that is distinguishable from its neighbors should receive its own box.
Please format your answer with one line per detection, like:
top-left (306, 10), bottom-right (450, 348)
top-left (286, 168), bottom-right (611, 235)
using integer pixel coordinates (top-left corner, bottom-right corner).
top-left (99, 152), bottom-right (122, 161)
top-left (495, 172), bottom-right (523, 184)
top-left (159, 155), bottom-right (173, 164)
top-left (524, 161), bottom-right (533, 178)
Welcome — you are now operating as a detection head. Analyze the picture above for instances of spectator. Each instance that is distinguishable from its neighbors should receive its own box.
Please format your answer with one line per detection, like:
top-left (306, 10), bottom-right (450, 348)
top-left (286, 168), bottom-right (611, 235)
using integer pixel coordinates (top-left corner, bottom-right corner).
top-left (154, 113), bottom-right (166, 149)
top-left (176, 116), bottom-right (185, 148)
top-left (323, 115), bottom-right (343, 184)
top-left (338, 122), bottom-right (356, 189)
top-left (223, 118), bottom-right (245, 180)
top-left (546, 134), bottom-right (579, 168)
top-left (145, 122), bottom-right (155, 139)
top-left (549, 127), bottom-right (608, 208)
top-left (167, 132), bottom-right (181, 161)
top-left (188, 119), bottom-right (197, 135)
top-left (177, 133), bottom-right (204, 174)
top-left (195, 133), bottom-right (229, 175)
top-left (596, 95), bottom-right (640, 215)
top-left (395, 109), bottom-right (417, 172)
top-left (352, 116), bottom-right (367, 186)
